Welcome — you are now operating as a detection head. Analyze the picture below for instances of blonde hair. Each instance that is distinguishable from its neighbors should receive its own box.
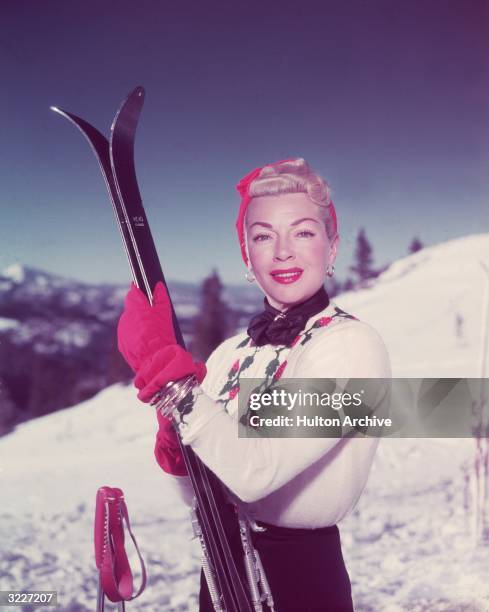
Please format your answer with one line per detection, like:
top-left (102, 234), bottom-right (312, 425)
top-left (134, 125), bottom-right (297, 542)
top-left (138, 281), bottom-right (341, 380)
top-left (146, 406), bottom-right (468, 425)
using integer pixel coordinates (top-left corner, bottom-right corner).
top-left (247, 158), bottom-right (337, 240)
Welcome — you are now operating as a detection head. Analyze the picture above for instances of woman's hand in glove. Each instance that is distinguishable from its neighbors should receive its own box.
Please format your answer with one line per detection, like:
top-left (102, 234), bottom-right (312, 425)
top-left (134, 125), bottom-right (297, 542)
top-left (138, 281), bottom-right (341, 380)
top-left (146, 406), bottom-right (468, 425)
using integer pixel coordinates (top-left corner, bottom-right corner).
top-left (117, 281), bottom-right (206, 402)
top-left (154, 409), bottom-right (188, 476)
top-left (117, 281), bottom-right (207, 477)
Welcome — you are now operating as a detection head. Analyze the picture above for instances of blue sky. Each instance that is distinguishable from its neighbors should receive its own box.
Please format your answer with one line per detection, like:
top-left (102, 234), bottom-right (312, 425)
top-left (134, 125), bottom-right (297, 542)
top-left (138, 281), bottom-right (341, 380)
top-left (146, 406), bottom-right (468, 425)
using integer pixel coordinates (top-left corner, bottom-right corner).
top-left (0, 1), bottom-right (488, 285)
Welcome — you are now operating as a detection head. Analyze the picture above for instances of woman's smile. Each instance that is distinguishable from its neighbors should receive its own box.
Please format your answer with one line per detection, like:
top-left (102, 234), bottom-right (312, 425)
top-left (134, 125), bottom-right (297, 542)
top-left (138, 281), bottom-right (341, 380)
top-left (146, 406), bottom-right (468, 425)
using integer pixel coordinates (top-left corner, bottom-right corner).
top-left (270, 267), bottom-right (304, 284)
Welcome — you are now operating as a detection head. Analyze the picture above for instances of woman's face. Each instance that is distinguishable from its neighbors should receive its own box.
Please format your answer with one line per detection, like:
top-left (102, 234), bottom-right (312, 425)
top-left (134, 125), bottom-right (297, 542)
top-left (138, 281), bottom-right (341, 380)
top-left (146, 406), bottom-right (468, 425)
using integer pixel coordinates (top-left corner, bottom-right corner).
top-left (245, 193), bottom-right (338, 311)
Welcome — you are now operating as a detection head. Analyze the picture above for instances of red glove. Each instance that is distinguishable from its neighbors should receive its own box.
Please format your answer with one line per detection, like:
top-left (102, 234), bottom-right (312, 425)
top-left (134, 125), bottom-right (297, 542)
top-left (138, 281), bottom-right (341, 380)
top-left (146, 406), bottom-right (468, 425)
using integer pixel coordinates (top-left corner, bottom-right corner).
top-left (154, 410), bottom-right (188, 476)
top-left (117, 282), bottom-right (206, 402)
top-left (117, 281), bottom-right (206, 477)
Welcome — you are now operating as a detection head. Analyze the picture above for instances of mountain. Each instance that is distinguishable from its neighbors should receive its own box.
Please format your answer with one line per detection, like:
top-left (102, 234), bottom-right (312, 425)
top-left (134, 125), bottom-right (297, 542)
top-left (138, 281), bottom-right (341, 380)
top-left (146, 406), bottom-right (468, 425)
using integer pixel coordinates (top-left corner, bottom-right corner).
top-left (0, 264), bottom-right (263, 432)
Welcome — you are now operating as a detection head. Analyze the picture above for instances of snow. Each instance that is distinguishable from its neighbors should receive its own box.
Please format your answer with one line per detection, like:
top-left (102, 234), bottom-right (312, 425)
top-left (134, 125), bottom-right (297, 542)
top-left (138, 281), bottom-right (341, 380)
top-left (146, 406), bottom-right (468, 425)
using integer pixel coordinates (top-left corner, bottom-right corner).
top-left (0, 385), bottom-right (201, 611)
top-left (35, 274), bottom-right (48, 288)
top-left (1, 234), bottom-right (489, 611)
top-left (175, 303), bottom-right (200, 318)
top-left (2, 263), bottom-right (25, 283)
top-left (0, 317), bottom-right (19, 331)
top-left (53, 323), bottom-right (91, 348)
top-left (338, 233), bottom-right (489, 377)
top-left (64, 290), bottom-right (82, 305)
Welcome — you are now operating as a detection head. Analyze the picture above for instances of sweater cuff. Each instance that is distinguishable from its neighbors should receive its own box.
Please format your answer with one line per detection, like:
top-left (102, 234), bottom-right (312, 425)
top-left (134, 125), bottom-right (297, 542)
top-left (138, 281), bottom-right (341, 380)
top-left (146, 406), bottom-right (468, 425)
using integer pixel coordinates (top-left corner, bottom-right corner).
top-left (176, 387), bottom-right (226, 445)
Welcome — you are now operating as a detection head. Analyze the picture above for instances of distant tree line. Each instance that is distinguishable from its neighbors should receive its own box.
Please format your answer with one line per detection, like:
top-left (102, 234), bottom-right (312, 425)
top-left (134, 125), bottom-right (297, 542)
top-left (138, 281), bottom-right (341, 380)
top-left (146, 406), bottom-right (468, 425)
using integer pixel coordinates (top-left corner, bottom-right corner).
top-left (326, 229), bottom-right (424, 297)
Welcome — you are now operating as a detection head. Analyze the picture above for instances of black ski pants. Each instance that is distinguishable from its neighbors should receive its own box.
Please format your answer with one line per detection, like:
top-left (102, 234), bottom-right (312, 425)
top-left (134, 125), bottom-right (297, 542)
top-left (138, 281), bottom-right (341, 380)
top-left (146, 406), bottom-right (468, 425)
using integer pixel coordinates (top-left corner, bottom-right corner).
top-left (199, 522), bottom-right (354, 612)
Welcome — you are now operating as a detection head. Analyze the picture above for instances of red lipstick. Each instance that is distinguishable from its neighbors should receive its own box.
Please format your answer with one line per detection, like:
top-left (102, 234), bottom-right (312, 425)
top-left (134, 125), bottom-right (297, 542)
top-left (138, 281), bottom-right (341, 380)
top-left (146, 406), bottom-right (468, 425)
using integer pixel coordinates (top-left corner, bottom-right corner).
top-left (270, 268), bottom-right (303, 284)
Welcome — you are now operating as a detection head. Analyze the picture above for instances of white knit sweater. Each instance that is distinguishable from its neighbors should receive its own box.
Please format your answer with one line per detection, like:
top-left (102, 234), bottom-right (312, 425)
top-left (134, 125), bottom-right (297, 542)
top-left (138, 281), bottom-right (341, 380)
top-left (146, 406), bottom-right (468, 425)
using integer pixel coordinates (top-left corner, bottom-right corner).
top-left (171, 301), bottom-right (391, 529)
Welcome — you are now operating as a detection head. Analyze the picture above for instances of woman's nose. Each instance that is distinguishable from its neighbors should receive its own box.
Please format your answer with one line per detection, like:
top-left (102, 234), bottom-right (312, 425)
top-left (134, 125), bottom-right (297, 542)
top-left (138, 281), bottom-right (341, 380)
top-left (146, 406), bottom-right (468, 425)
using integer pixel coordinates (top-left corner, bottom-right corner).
top-left (273, 236), bottom-right (294, 261)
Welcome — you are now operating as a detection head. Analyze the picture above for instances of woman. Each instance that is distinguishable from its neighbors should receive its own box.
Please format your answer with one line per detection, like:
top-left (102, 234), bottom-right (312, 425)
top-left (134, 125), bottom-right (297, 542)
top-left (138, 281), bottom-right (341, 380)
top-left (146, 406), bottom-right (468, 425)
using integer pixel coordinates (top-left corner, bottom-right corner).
top-left (118, 158), bottom-right (391, 611)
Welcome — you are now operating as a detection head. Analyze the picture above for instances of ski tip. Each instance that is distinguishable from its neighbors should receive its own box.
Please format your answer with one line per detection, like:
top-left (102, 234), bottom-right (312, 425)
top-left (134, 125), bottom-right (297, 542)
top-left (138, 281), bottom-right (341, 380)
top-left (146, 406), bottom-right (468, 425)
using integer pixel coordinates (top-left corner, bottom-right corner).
top-left (110, 86), bottom-right (146, 134)
top-left (50, 106), bottom-right (71, 121)
top-left (121, 86), bottom-right (145, 102)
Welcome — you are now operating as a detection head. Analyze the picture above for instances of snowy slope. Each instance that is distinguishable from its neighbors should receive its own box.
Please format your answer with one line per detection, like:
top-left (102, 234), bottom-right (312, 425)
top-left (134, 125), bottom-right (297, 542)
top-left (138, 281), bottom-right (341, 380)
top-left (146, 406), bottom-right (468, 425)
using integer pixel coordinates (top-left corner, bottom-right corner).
top-left (1, 234), bottom-right (489, 611)
top-left (337, 233), bottom-right (489, 378)
top-left (0, 385), bottom-right (202, 611)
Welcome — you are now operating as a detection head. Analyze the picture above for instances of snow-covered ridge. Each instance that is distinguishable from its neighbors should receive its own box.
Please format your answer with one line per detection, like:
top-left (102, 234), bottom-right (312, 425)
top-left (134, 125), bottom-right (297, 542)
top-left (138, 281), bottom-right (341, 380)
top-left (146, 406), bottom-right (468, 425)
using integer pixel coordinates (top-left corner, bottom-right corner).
top-left (377, 233), bottom-right (489, 284)
top-left (2, 263), bottom-right (25, 283)
top-left (0, 263), bottom-right (262, 314)
top-left (336, 232), bottom-right (489, 377)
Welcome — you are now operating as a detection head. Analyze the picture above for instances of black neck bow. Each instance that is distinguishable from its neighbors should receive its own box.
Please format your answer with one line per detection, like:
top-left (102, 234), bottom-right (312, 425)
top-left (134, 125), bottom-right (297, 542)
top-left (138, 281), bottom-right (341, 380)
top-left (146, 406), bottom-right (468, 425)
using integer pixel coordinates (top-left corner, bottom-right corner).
top-left (247, 287), bottom-right (330, 347)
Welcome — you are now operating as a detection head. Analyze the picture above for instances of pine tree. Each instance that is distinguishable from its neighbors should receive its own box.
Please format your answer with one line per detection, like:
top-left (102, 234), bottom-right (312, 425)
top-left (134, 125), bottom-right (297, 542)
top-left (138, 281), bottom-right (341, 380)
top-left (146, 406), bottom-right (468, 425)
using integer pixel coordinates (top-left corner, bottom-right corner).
top-left (191, 270), bottom-right (230, 361)
top-left (408, 236), bottom-right (424, 253)
top-left (0, 379), bottom-right (17, 435)
top-left (349, 228), bottom-right (376, 283)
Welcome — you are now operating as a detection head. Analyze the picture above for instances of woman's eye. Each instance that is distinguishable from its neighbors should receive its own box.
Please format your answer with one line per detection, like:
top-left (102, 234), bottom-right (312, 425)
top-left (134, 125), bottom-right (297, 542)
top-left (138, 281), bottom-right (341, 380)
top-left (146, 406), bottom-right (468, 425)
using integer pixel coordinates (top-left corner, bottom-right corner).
top-left (296, 230), bottom-right (315, 238)
top-left (252, 234), bottom-right (272, 242)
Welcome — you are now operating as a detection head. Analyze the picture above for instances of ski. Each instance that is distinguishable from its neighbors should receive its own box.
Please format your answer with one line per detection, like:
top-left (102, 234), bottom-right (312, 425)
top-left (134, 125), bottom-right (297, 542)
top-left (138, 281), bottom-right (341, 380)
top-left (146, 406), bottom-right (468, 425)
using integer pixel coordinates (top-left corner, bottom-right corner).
top-left (108, 87), bottom-right (254, 611)
top-left (51, 88), bottom-right (255, 611)
top-left (49, 106), bottom-right (142, 291)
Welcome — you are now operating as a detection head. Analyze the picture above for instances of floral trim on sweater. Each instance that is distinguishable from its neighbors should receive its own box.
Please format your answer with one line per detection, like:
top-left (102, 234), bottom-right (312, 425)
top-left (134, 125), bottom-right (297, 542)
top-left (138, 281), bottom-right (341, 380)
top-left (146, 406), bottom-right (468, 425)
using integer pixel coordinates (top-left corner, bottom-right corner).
top-left (216, 305), bottom-right (356, 413)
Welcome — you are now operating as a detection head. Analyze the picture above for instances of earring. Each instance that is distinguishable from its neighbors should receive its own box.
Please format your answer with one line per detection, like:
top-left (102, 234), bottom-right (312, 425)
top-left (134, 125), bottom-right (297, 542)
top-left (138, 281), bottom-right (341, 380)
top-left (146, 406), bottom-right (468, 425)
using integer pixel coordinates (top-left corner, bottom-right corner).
top-left (245, 269), bottom-right (255, 283)
top-left (326, 264), bottom-right (335, 278)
